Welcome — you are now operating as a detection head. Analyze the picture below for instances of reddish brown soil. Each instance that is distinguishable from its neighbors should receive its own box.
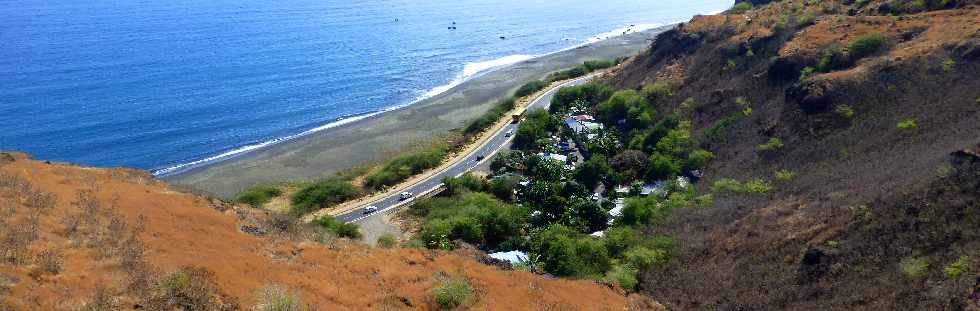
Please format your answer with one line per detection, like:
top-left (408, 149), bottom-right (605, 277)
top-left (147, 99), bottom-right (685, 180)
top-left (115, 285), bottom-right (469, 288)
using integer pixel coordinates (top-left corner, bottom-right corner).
top-left (0, 152), bottom-right (640, 310)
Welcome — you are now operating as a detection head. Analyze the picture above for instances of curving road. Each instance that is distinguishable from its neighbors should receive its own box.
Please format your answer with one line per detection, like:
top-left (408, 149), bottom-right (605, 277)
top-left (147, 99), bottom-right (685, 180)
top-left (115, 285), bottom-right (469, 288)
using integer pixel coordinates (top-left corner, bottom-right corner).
top-left (336, 75), bottom-right (594, 223)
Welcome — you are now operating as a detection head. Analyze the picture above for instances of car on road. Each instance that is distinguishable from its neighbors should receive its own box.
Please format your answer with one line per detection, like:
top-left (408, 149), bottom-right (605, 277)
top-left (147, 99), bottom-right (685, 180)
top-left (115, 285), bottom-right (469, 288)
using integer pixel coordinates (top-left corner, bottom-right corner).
top-left (504, 130), bottom-right (513, 137)
top-left (399, 192), bottom-right (413, 200)
top-left (476, 155), bottom-right (485, 161)
top-left (363, 205), bottom-right (379, 214)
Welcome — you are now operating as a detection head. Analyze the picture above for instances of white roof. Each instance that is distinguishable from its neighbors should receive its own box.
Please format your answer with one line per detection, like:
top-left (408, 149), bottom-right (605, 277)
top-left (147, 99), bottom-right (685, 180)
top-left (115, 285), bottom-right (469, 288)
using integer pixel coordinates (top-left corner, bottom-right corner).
top-left (488, 251), bottom-right (529, 265)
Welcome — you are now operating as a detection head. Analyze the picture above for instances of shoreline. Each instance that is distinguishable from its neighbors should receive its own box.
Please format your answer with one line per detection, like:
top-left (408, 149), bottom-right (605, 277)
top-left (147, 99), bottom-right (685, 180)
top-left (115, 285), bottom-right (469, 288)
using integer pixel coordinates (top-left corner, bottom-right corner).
top-left (164, 24), bottom-right (677, 198)
top-left (153, 22), bottom-right (675, 178)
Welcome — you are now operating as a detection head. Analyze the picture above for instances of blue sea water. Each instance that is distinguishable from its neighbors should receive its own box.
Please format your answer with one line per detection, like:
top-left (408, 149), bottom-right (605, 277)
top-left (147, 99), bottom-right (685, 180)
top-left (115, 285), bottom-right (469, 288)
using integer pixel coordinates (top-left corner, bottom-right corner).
top-left (0, 0), bottom-right (729, 173)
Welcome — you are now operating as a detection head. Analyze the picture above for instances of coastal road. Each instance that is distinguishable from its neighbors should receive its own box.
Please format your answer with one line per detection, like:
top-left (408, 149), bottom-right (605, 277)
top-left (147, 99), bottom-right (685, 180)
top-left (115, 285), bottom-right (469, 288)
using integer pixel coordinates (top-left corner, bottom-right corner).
top-left (336, 75), bottom-right (594, 223)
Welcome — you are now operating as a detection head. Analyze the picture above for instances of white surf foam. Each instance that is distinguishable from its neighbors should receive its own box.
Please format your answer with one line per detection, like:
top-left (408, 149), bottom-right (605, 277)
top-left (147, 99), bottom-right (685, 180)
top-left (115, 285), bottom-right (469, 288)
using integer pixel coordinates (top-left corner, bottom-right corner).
top-left (153, 21), bottom-right (686, 177)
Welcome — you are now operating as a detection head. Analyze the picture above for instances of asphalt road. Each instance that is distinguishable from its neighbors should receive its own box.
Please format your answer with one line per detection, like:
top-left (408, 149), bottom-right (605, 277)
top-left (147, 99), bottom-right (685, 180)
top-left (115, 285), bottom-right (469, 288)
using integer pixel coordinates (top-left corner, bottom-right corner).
top-left (336, 75), bottom-right (594, 223)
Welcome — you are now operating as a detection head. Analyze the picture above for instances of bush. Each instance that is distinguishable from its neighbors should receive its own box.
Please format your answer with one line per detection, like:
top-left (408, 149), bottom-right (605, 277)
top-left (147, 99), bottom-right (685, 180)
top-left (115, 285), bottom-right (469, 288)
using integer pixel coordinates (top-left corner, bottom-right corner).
top-left (642, 82), bottom-right (673, 102)
top-left (647, 153), bottom-right (683, 180)
top-left (757, 137), bottom-right (784, 153)
top-left (623, 246), bottom-right (670, 269)
top-left (583, 59), bottom-right (615, 71)
top-left (314, 216), bottom-right (362, 239)
top-left (834, 104), bottom-right (855, 119)
top-left (897, 118), bottom-right (918, 131)
top-left (605, 264), bottom-right (639, 290)
top-left (694, 194), bottom-right (713, 208)
top-left (848, 33), bottom-right (890, 60)
top-left (529, 225), bottom-right (611, 277)
top-left (775, 169), bottom-right (797, 182)
top-left (901, 257), bottom-right (929, 278)
top-left (414, 193), bottom-right (526, 250)
top-left (596, 90), bottom-right (653, 130)
top-left (941, 58), bottom-right (956, 73)
top-left (463, 97), bottom-right (516, 135)
top-left (799, 66), bottom-right (816, 81)
top-left (551, 83), bottom-right (615, 113)
top-left (432, 277), bottom-right (475, 309)
top-left (685, 149), bottom-right (715, 171)
top-left (743, 178), bottom-right (773, 194)
top-left (376, 233), bottom-right (397, 249)
top-left (943, 256), bottom-right (969, 279)
top-left (235, 185), bottom-right (283, 208)
top-left (290, 179), bottom-right (360, 214)
top-left (365, 147), bottom-right (446, 189)
top-left (146, 266), bottom-right (236, 311)
top-left (443, 173), bottom-right (488, 196)
top-left (515, 80), bottom-right (548, 97)
top-left (254, 285), bottom-right (305, 311)
top-left (730, 2), bottom-right (753, 13)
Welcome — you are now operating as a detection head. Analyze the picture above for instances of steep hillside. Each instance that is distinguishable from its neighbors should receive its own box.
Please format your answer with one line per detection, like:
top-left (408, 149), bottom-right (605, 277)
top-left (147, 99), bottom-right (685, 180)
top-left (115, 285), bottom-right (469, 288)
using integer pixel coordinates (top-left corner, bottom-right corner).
top-left (604, 0), bottom-right (980, 309)
top-left (0, 152), bottom-right (645, 310)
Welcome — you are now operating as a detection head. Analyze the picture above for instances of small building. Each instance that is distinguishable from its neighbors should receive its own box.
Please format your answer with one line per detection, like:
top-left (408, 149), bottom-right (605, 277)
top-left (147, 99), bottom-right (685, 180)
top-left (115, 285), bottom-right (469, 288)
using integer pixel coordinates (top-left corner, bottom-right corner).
top-left (536, 152), bottom-right (567, 164)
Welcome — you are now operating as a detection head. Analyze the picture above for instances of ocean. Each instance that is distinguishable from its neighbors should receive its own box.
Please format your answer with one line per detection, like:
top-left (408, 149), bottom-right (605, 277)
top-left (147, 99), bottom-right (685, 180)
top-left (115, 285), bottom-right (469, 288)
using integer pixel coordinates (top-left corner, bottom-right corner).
top-left (0, 0), bottom-right (729, 173)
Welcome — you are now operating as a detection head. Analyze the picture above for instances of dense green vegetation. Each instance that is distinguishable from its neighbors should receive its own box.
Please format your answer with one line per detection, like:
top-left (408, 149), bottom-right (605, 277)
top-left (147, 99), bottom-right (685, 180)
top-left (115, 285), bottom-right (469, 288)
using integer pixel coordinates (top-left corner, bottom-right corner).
top-left (848, 33), bottom-right (890, 60)
top-left (314, 215), bottom-right (362, 239)
top-left (404, 76), bottom-right (728, 287)
top-left (729, 2), bottom-right (753, 13)
top-left (463, 97), bottom-right (517, 135)
top-left (514, 80), bottom-right (548, 97)
top-left (235, 185), bottom-right (282, 207)
top-left (547, 59), bottom-right (617, 82)
top-left (290, 178), bottom-right (361, 214)
top-left (512, 108), bottom-right (561, 151)
top-left (364, 146), bottom-right (446, 190)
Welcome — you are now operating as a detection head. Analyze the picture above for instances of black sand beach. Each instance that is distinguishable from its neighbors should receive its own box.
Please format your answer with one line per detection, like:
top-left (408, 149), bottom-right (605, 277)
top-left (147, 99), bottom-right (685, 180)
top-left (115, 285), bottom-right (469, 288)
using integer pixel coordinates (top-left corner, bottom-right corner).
top-left (164, 26), bottom-right (672, 198)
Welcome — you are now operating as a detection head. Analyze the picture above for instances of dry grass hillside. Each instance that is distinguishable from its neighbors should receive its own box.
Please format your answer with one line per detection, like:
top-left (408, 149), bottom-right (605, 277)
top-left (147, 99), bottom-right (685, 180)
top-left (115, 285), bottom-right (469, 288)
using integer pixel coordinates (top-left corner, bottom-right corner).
top-left (0, 152), bottom-right (650, 310)
top-left (604, 0), bottom-right (980, 309)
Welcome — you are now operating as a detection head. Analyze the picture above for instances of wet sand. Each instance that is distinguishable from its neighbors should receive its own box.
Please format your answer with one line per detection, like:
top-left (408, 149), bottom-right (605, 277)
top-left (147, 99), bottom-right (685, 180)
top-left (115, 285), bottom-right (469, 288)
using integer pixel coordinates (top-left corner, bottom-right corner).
top-left (164, 26), bottom-right (672, 198)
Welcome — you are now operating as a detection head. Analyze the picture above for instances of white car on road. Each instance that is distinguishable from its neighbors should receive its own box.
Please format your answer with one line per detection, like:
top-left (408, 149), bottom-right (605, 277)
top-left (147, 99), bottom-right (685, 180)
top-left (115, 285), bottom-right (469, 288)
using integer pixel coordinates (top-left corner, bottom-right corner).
top-left (399, 192), bottom-right (413, 200)
top-left (363, 205), bottom-right (379, 214)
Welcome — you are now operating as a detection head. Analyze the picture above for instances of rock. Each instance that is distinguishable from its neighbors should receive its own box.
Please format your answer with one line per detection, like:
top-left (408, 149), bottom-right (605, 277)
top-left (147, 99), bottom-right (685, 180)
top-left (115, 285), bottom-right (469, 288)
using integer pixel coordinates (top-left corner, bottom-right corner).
top-left (768, 56), bottom-right (807, 84)
top-left (797, 248), bottom-right (834, 283)
top-left (787, 80), bottom-right (833, 114)
top-left (398, 296), bottom-right (413, 307)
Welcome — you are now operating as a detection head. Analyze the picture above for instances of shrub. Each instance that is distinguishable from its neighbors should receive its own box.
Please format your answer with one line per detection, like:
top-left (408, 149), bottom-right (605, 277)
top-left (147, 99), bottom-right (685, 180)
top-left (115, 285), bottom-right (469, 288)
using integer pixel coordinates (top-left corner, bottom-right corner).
top-left (799, 66), bottom-right (816, 81)
top-left (514, 80), bottom-right (548, 97)
top-left (376, 233), bottom-right (397, 248)
top-left (941, 58), bottom-right (956, 73)
top-left (943, 256), bottom-right (969, 279)
top-left (694, 194), bottom-right (714, 208)
top-left (901, 257), bottom-right (929, 278)
top-left (254, 285), bottom-right (306, 311)
top-left (551, 82), bottom-right (614, 113)
top-left (743, 178), bottom-right (772, 194)
top-left (290, 178), bottom-right (360, 214)
top-left (623, 246), bottom-right (670, 269)
top-left (730, 2), bottom-right (753, 13)
top-left (463, 97), bottom-right (516, 135)
top-left (146, 266), bottom-right (236, 311)
top-left (431, 277), bottom-right (475, 309)
top-left (834, 104), bottom-right (855, 119)
top-left (529, 225), bottom-right (611, 277)
top-left (642, 82), bottom-right (673, 102)
top-left (685, 149), bottom-right (715, 171)
top-left (314, 216), bottom-right (362, 239)
top-left (736, 97), bottom-right (752, 116)
top-left (897, 118), bottom-right (918, 131)
top-left (757, 138), bottom-right (784, 153)
top-left (647, 153), bottom-right (683, 180)
top-left (605, 264), bottom-right (639, 290)
top-left (583, 59), bottom-right (616, 71)
top-left (712, 178), bottom-right (744, 193)
top-left (597, 89), bottom-right (653, 130)
top-left (235, 185), bottom-right (282, 207)
top-left (414, 193), bottom-right (525, 250)
top-left (848, 33), bottom-right (889, 60)
top-left (365, 147), bottom-right (446, 189)
top-left (775, 169), bottom-right (797, 182)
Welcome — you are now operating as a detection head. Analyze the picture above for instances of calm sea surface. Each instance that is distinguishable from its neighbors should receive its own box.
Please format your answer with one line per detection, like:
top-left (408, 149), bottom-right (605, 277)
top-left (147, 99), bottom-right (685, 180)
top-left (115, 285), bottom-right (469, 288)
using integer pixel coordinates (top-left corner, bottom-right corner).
top-left (0, 0), bottom-right (728, 172)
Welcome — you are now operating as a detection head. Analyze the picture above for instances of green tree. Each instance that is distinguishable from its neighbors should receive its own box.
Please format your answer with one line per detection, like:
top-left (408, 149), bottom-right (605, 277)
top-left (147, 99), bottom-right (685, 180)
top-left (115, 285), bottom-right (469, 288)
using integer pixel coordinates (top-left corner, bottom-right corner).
top-left (574, 155), bottom-right (611, 189)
